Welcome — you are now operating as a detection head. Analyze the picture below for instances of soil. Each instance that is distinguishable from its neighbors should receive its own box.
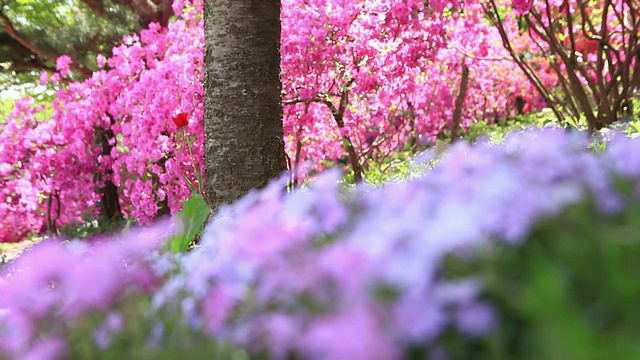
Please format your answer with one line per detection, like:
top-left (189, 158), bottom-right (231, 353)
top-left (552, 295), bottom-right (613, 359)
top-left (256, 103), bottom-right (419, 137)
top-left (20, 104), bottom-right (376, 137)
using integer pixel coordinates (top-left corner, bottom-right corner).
top-left (0, 241), bottom-right (41, 263)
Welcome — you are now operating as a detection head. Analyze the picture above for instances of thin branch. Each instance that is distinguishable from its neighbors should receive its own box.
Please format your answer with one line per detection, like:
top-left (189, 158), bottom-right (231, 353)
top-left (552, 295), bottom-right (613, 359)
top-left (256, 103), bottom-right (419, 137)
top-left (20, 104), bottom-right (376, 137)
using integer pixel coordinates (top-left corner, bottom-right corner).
top-left (79, 0), bottom-right (106, 16)
top-left (450, 61), bottom-right (469, 143)
top-left (527, 11), bottom-right (598, 127)
top-left (482, 0), bottom-right (566, 123)
top-left (284, 79), bottom-right (365, 183)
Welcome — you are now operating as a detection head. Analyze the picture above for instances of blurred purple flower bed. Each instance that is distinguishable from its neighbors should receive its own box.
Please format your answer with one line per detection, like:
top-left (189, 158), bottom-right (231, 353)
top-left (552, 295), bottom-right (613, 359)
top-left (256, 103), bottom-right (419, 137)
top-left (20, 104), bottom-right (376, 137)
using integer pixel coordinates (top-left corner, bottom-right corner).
top-left (1, 127), bottom-right (639, 359)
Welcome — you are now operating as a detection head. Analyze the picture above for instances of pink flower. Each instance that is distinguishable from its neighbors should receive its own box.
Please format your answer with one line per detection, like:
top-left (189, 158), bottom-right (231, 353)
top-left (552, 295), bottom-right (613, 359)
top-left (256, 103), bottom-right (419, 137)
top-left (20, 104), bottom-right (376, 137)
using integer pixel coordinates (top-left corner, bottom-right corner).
top-left (512, 0), bottom-right (533, 15)
top-left (96, 54), bottom-right (107, 68)
top-left (55, 56), bottom-right (73, 77)
top-left (39, 72), bottom-right (48, 85)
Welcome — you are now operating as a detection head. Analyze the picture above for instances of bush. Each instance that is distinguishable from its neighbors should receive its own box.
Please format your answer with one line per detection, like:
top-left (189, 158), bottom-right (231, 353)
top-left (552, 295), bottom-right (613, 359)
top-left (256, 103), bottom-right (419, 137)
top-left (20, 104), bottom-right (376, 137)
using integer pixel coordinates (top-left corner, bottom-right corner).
top-left (1, 127), bottom-right (640, 359)
top-left (474, 197), bottom-right (640, 359)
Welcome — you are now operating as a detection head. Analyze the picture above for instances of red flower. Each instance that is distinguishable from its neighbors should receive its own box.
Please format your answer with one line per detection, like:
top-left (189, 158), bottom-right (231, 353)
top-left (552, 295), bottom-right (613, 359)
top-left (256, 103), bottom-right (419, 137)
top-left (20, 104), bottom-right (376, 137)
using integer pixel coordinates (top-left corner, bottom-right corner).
top-left (172, 112), bottom-right (189, 128)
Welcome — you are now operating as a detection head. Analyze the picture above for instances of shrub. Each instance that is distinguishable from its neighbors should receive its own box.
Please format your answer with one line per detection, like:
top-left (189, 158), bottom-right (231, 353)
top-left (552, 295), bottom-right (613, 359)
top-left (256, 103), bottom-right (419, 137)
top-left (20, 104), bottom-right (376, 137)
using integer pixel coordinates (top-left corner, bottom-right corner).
top-left (2, 128), bottom-right (640, 359)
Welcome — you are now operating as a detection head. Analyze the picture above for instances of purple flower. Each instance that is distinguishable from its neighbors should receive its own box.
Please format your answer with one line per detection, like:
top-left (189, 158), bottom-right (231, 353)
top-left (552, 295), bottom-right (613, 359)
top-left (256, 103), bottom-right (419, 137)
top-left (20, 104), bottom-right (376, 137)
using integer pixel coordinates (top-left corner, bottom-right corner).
top-left (23, 337), bottom-right (65, 360)
top-left (64, 257), bottom-right (121, 316)
top-left (301, 308), bottom-right (400, 360)
top-left (203, 285), bottom-right (237, 335)
top-left (93, 312), bottom-right (124, 349)
top-left (4, 127), bottom-right (635, 359)
top-left (0, 221), bottom-right (170, 358)
top-left (247, 313), bottom-right (301, 359)
top-left (455, 301), bottom-right (495, 337)
top-left (393, 294), bottom-right (446, 342)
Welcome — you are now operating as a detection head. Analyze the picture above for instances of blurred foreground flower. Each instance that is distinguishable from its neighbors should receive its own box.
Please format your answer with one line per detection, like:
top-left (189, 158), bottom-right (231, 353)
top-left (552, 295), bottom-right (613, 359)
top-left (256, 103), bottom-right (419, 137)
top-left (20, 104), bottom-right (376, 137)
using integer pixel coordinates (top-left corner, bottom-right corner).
top-left (2, 127), bottom-right (640, 359)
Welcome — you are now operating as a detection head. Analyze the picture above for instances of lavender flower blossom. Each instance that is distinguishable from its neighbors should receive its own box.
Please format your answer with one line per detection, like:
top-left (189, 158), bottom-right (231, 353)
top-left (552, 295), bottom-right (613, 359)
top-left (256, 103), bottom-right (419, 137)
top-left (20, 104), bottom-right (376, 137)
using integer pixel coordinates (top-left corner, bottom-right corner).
top-left (0, 221), bottom-right (172, 359)
top-left (2, 127), bottom-right (638, 359)
top-left (156, 127), bottom-right (627, 358)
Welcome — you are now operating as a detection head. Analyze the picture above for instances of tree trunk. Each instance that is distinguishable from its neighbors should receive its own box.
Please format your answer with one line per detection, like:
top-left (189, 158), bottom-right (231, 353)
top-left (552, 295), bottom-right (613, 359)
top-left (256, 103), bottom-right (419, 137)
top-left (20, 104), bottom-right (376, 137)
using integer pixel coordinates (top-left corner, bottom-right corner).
top-left (95, 125), bottom-right (123, 224)
top-left (204, 0), bottom-right (287, 213)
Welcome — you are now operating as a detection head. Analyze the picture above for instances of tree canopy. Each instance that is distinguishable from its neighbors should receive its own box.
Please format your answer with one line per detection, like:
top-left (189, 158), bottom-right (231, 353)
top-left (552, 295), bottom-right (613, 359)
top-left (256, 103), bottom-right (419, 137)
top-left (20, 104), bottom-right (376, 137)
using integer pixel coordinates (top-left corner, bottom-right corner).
top-left (0, 0), bottom-right (173, 88)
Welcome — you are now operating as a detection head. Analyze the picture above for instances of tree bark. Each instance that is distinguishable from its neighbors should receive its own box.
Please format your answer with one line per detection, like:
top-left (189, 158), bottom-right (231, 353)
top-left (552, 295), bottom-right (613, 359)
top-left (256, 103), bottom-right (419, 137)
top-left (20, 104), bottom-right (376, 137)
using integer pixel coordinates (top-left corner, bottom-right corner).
top-left (450, 62), bottom-right (469, 143)
top-left (95, 123), bottom-right (123, 224)
top-left (204, 0), bottom-right (287, 213)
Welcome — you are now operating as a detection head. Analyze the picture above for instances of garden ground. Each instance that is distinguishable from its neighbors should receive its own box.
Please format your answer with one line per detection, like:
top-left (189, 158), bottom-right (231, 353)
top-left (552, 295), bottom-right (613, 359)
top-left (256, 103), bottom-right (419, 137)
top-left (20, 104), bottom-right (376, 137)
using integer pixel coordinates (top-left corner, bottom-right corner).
top-left (0, 240), bottom-right (42, 262)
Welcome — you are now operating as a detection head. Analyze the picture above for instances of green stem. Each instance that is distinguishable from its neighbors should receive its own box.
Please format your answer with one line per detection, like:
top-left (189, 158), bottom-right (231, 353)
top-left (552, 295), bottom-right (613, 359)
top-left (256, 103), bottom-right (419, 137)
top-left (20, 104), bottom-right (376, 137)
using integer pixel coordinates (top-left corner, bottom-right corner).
top-left (184, 132), bottom-right (203, 196)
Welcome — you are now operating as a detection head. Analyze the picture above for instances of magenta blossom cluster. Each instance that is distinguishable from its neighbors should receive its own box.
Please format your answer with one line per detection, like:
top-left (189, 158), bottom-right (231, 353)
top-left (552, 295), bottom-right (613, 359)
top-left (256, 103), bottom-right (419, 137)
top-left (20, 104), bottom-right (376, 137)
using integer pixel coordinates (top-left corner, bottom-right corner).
top-left (0, 0), bottom-right (203, 241)
top-left (59, 0), bottom-right (205, 223)
top-left (281, 0), bottom-right (546, 176)
top-left (152, 127), bottom-right (630, 359)
top-left (0, 97), bottom-right (100, 242)
top-left (1, 0), bottom-right (552, 241)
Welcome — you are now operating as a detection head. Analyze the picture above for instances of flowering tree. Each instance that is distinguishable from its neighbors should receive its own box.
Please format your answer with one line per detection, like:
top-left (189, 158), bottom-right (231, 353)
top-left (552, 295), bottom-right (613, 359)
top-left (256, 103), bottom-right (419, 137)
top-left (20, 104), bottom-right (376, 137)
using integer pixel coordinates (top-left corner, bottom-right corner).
top-left (0, 0), bottom-right (204, 241)
top-left (281, 0), bottom-right (541, 182)
top-left (4, 0), bottom-right (626, 242)
top-left (481, 0), bottom-right (639, 130)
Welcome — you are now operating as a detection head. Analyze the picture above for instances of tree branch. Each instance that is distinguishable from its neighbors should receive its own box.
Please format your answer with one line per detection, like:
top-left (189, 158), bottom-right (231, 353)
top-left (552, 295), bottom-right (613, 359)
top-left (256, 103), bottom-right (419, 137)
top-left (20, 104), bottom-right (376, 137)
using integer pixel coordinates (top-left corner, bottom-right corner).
top-left (0, 10), bottom-right (92, 78)
top-left (79, 0), bottom-right (106, 16)
top-left (284, 79), bottom-right (365, 183)
top-left (482, 0), bottom-right (566, 124)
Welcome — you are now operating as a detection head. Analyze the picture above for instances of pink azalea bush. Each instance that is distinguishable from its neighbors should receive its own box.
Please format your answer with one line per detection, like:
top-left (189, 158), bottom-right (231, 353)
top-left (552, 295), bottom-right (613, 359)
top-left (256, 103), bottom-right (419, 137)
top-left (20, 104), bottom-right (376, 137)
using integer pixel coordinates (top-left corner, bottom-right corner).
top-left (0, 0), bottom-right (204, 241)
top-left (0, 128), bottom-right (638, 359)
top-left (0, 0), bottom-right (552, 242)
top-left (0, 97), bottom-right (100, 242)
top-left (67, 0), bottom-right (205, 223)
top-left (281, 0), bottom-right (545, 177)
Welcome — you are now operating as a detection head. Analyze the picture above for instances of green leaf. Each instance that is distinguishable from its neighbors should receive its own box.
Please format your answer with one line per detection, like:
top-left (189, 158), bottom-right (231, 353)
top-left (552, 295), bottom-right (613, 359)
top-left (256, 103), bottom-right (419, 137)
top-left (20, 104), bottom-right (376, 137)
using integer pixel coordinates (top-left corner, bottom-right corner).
top-left (168, 194), bottom-right (209, 253)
